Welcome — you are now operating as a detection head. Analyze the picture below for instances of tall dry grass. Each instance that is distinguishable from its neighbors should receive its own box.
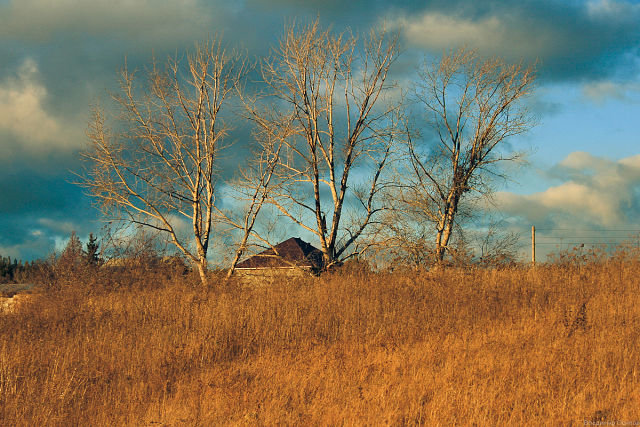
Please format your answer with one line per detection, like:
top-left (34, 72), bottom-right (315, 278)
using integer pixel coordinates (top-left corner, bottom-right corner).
top-left (1, 254), bottom-right (639, 425)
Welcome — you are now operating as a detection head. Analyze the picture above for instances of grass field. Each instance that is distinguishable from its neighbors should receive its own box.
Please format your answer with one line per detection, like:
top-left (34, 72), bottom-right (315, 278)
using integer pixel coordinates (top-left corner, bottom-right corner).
top-left (1, 254), bottom-right (639, 425)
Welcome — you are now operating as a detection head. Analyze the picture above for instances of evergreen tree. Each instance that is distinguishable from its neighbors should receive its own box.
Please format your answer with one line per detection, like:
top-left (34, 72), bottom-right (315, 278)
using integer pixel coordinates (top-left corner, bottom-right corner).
top-left (85, 233), bottom-right (100, 265)
top-left (0, 255), bottom-right (25, 282)
top-left (0, 255), bottom-right (9, 280)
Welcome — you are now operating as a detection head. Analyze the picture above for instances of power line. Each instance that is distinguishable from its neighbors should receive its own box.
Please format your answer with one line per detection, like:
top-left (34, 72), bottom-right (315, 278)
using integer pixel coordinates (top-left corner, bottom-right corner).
top-left (536, 236), bottom-right (636, 240)
top-left (535, 242), bottom-right (627, 245)
top-left (534, 228), bottom-right (640, 232)
top-left (529, 225), bottom-right (640, 264)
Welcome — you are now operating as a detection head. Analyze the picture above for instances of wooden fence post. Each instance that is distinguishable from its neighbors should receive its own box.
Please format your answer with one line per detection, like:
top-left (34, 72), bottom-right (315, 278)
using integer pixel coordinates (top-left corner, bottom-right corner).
top-left (531, 225), bottom-right (536, 265)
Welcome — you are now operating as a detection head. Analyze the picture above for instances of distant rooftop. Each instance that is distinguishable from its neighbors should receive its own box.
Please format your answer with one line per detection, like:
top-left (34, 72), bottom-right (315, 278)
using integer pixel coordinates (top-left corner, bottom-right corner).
top-left (235, 237), bottom-right (324, 271)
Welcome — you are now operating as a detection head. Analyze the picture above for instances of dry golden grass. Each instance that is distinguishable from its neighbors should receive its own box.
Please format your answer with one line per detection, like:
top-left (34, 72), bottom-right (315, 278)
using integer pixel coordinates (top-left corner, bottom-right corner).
top-left (1, 256), bottom-right (640, 425)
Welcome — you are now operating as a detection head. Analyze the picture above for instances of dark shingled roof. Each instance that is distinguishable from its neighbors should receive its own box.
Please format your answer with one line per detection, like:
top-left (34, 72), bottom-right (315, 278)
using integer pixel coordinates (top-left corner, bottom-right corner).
top-left (235, 237), bottom-right (324, 271)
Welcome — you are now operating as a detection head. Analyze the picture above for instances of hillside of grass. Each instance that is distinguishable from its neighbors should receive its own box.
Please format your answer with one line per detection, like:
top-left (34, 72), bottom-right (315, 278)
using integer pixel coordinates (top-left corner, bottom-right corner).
top-left (1, 255), bottom-right (639, 425)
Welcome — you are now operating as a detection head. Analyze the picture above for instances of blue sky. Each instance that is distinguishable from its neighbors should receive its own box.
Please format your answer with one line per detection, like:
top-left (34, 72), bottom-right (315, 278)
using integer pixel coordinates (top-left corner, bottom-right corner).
top-left (1, 0), bottom-right (639, 261)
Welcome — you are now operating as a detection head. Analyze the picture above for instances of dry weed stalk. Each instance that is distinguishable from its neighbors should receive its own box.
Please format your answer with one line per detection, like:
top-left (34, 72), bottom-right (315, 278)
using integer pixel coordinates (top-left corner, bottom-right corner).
top-left (1, 250), bottom-right (640, 424)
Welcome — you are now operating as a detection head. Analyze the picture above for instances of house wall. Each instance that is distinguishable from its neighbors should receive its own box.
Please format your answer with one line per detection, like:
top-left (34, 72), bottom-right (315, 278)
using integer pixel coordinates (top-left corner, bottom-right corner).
top-left (233, 267), bottom-right (311, 286)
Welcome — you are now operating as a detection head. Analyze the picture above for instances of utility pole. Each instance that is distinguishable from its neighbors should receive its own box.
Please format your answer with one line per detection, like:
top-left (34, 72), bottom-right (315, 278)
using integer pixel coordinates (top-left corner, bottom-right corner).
top-left (531, 225), bottom-right (536, 265)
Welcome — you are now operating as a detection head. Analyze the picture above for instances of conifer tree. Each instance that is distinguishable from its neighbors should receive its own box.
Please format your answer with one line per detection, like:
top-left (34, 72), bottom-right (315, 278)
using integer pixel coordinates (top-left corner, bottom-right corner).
top-left (85, 233), bottom-right (100, 265)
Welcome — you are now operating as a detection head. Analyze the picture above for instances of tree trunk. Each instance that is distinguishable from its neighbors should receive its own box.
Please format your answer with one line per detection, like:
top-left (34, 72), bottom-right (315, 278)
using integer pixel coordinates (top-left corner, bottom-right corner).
top-left (196, 258), bottom-right (209, 287)
top-left (435, 222), bottom-right (454, 263)
top-left (435, 202), bottom-right (457, 263)
top-left (322, 252), bottom-right (331, 271)
top-left (226, 248), bottom-right (244, 279)
top-left (435, 227), bottom-right (446, 263)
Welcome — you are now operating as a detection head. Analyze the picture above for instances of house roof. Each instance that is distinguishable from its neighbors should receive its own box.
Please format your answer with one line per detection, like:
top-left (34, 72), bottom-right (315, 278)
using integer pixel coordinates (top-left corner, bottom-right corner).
top-left (235, 237), bottom-right (324, 270)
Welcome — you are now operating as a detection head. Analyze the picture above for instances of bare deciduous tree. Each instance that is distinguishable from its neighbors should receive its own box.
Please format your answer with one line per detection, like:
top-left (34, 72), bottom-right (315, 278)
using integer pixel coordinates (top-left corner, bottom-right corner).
top-left (248, 20), bottom-right (401, 268)
top-left (223, 122), bottom-right (288, 278)
top-left (403, 48), bottom-right (536, 263)
top-left (476, 221), bottom-right (520, 266)
top-left (80, 40), bottom-right (245, 286)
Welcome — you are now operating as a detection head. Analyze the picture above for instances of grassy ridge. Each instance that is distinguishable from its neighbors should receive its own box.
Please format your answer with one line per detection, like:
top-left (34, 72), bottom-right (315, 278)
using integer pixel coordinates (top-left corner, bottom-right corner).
top-left (1, 258), bottom-right (639, 425)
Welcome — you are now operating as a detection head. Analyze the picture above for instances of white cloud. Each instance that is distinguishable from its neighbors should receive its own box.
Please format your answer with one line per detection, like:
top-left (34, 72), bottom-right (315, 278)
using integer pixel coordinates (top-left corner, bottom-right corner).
top-left (0, 59), bottom-right (82, 152)
top-left (37, 217), bottom-right (79, 236)
top-left (587, 0), bottom-right (640, 20)
top-left (389, 11), bottom-right (559, 60)
top-left (496, 152), bottom-right (640, 228)
top-left (618, 154), bottom-right (640, 168)
top-left (581, 80), bottom-right (640, 103)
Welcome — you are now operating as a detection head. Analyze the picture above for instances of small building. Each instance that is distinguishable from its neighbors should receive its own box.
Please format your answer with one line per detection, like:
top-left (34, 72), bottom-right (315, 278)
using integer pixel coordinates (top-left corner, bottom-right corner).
top-left (234, 237), bottom-right (324, 283)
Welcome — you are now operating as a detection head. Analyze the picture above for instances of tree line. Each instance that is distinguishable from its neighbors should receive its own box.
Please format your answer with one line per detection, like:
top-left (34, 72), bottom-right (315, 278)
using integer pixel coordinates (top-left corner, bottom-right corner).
top-left (0, 232), bottom-right (101, 285)
top-left (0, 255), bottom-right (28, 283)
top-left (79, 19), bottom-right (536, 286)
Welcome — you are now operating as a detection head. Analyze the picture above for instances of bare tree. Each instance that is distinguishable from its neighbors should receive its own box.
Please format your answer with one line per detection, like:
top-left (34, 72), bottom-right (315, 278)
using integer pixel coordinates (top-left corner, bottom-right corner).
top-left (374, 203), bottom-right (435, 268)
top-left (247, 20), bottom-right (401, 269)
top-left (476, 222), bottom-right (520, 266)
top-left (222, 122), bottom-right (288, 278)
top-left (403, 48), bottom-right (536, 263)
top-left (80, 40), bottom-right (246, 286)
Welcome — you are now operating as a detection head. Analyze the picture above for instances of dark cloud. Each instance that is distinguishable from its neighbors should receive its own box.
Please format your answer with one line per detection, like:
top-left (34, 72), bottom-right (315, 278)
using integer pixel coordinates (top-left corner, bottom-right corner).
top-left (389, 0), bottom-right (640, 82)
top-left (0, 0), bottom-right (219, 44)
top-left (0, 168), bottom-right (100, 261)
top-left (1, 0), bottom-right (639, 261)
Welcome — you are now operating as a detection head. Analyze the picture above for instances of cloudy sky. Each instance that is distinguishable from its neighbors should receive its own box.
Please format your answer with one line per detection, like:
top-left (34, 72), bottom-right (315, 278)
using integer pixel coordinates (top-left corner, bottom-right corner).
top-left (1, 0), bottom-right (639, 261)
